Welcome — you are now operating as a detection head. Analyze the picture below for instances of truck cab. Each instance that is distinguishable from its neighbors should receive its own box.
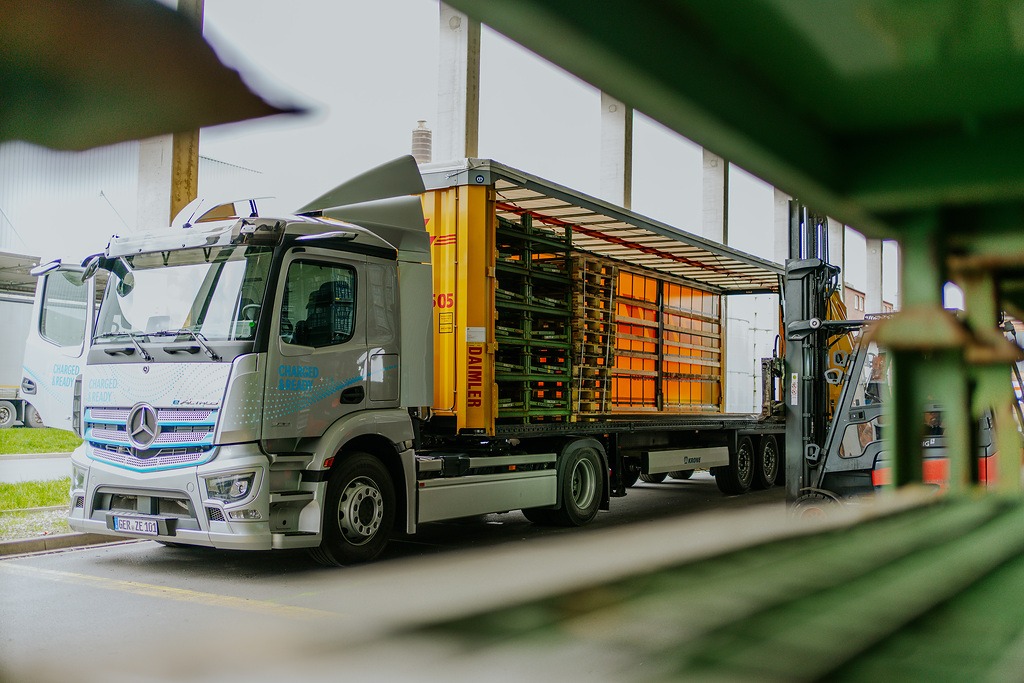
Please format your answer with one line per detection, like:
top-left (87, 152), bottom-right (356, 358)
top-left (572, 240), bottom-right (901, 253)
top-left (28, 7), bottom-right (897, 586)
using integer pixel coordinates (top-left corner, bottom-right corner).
top-left (68, 159), bottom-right (435, 565)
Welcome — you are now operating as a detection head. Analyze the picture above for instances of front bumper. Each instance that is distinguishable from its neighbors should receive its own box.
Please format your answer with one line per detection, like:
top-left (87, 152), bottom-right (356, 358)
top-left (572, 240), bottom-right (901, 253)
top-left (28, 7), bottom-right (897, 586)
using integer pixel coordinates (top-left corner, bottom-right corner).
top-left (67, 442), bottom-right (277, 550)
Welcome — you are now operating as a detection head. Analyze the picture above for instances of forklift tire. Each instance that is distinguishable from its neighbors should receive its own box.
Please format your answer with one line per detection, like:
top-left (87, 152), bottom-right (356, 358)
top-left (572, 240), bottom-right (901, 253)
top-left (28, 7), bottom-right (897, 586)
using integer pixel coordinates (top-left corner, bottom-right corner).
top-left (639, 472), bottom-right (668, 483)
top-left (669, 470), bottom-right (694, 480)
top-left (752, 435), bottom-right (779, 490)
top-left (714, 436), bottom-right (755, 495)
top-left (547, 446), bottom-right (603, 526)
top-left (310, 452), bottom-right (395, 567)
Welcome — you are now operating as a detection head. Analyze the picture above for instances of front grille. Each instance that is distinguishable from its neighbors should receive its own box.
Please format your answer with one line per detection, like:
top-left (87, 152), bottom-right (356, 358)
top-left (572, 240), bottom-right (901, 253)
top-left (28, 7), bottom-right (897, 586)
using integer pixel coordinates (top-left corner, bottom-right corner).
top-left (85, 406), bottom-right (218, 471)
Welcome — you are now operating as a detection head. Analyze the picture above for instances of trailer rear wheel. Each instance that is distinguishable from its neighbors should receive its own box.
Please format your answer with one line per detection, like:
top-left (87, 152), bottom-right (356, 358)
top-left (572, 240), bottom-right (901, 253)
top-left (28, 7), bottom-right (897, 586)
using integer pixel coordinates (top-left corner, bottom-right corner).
top-left (752, 435), bottom-right (779, 490)
top-left (548, 446), bottom-right (603, 526)
top-left (640, 472), bottom-right (667, 483)
top-left (311, 452), bottom-right (395, 566)
top-left (714, 436), bottom-right (754, 495)
top-left (669, 470), bottom-right (693, 480)
top-left (0, 401), bottom-right (15, 429)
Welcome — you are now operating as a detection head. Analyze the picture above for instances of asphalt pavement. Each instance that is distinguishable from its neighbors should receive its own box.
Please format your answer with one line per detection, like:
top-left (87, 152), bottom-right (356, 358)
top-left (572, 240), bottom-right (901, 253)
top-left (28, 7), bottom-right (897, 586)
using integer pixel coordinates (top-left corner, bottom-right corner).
top-left (0, 452), bottom-right (71, 483)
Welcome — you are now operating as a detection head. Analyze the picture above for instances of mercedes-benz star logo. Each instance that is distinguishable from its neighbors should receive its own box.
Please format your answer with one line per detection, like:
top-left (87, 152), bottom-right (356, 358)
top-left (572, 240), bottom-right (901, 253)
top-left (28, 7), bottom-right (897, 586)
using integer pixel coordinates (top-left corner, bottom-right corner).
top-left (127, 403), bottom-right (160, 452)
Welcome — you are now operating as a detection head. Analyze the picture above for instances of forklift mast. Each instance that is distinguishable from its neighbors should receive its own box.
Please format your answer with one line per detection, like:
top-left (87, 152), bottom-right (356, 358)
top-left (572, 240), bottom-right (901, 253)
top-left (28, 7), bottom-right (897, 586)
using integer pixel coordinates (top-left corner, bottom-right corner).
top-left (783, 203), bottom-right (862, 501)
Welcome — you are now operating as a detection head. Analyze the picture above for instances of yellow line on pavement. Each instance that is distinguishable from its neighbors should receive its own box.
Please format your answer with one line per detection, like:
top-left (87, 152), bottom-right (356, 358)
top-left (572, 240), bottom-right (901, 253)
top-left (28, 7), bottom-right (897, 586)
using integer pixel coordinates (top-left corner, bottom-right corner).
top-left (0, 562), bottom-right (337, 621)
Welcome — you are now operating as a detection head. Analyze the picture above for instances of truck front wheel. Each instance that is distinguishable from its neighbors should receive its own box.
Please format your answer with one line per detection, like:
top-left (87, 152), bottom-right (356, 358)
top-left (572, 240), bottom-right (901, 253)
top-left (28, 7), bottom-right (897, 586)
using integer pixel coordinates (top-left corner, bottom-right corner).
top-left (25, 404), bottom-right (44, 428)
top-left (310, 452), bottom-right (395, 566)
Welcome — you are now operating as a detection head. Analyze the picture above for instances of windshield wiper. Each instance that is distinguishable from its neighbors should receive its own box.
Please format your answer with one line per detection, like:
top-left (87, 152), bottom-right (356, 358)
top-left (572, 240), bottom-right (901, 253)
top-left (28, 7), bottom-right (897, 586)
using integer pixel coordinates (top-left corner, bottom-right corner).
top-left (94, 331), bottom-right (153, 362)
top-left (149, 329), bottom-right (221, 361)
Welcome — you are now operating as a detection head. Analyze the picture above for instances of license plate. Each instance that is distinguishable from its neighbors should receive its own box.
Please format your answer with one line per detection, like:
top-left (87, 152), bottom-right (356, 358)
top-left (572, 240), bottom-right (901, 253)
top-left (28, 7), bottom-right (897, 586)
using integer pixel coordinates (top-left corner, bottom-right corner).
top-left (113, 516), bottom-right (159, 536)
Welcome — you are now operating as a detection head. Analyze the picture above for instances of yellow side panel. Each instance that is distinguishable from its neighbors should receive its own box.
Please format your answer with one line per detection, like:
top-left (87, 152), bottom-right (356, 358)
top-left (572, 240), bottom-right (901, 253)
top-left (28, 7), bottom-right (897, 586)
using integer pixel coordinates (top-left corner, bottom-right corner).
top-left (422, 185), bottom-right (497, 434)
top-left (454, 185), bottom-right (497, 433)
top-left (422, 189), bottom-right (458, 413)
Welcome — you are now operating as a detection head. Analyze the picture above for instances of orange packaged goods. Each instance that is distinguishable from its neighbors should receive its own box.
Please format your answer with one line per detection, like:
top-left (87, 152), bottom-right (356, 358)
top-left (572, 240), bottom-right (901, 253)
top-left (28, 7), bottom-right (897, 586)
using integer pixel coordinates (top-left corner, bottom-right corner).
top-left (582, 259), bottom-right (722, 416)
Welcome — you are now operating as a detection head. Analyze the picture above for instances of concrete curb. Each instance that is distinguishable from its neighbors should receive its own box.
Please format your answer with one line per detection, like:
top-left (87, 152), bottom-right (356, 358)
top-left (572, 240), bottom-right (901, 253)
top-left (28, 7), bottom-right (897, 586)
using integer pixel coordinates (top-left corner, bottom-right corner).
top-left (0, 532), bottom-right (120, 557)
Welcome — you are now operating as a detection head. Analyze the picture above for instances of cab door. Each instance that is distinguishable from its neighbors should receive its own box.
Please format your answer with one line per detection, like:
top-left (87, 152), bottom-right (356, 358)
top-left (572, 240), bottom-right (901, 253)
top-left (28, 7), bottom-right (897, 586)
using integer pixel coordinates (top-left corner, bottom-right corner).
top-left (21, 263), bottom-right (99, 430)
top-left (262, 248), bottom-right (368, 446)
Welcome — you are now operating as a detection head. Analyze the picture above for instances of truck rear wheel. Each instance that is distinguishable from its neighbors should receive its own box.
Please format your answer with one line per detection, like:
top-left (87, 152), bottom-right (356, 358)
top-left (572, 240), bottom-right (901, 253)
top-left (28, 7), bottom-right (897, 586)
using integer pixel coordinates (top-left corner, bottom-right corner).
top-left (752, 435), bottom-right (779, 490)
top-left (714, 436), bottom-right (754, 495)
top-left (669, 470), bottom-right (693, 480)
top-left (548, 446), bottom-right (603, 526)
top-left (0, 401), bottom-right (15, 429)
top-left (639, 472), bottom-right (667, 483)
top-left (310, 452), bottom-right (395, 566)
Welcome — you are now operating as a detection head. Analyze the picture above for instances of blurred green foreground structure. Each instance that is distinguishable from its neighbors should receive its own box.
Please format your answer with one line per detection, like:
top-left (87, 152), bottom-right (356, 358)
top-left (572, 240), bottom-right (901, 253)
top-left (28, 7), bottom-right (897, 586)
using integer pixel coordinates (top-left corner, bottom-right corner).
top-left (432, 2), bottom-right (1024, 679)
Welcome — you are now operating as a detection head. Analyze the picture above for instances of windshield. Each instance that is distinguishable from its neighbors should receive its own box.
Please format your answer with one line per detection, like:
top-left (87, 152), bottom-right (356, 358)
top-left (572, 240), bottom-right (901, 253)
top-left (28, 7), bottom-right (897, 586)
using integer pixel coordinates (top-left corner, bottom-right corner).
top-left (94, 246), bottom-right (273, 343)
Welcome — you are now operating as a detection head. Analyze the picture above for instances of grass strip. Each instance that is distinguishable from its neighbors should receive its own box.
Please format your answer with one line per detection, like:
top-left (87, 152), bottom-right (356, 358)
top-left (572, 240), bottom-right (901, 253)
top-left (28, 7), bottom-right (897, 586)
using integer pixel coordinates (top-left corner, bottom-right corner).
top-left (0, 428), bottom-right (82, 455)
top-left (0, 478), bottom-right (71, 511)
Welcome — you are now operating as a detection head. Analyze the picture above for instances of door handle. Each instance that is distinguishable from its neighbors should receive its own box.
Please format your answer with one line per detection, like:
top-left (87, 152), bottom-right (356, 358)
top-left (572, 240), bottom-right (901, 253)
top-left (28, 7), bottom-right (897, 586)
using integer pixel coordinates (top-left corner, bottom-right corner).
top-left (340, 386), bottom-right (364, 404)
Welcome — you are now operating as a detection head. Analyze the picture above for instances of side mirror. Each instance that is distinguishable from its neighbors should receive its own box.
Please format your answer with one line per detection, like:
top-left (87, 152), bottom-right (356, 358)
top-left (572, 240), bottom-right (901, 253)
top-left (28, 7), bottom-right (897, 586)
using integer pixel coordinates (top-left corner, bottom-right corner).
top-left (116, 271), bottom-right (135, 297)
top-left (80, 255), bottom-right (102, 283)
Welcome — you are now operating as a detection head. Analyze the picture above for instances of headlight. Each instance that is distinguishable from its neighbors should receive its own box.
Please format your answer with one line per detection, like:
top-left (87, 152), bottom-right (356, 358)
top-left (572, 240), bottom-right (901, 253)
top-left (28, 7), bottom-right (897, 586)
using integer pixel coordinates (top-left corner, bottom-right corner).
top-left (71, 464), bottom-right (88, 491)
top-left (205, 472), bottom-right (256, 502)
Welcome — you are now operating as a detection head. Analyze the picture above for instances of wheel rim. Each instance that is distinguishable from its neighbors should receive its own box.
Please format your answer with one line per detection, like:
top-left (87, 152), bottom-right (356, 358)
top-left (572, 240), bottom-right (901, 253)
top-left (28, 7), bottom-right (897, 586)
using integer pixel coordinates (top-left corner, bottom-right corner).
top-left (570, 457), bottom-right (598, 509)
top-left (0, 405), bottom-right (11, 424)
top-left (762, 440), bottom-right (779, 480)
top-left (336, 476), bottom-right (384, 546)
top-left (738, 440), bottom-right (754, 484)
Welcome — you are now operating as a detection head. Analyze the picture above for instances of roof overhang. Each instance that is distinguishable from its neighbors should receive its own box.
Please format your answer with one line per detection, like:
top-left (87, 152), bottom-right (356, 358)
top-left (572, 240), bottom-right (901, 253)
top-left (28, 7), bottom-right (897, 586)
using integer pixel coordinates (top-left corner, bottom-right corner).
top-left (421, 159), bottom-right (781, 295)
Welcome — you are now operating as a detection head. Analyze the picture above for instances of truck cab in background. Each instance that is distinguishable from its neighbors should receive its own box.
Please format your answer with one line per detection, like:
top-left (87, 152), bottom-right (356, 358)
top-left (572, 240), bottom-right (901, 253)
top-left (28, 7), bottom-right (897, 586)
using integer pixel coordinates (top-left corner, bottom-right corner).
top-left (19, 260), bottom-right (102, 431)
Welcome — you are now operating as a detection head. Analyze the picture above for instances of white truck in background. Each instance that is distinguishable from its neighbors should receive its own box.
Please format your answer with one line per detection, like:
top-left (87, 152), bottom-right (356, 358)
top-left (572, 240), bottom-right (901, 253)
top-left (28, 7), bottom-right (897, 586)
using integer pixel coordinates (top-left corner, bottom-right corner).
top-left (0, 251), bottom-right (100, 430)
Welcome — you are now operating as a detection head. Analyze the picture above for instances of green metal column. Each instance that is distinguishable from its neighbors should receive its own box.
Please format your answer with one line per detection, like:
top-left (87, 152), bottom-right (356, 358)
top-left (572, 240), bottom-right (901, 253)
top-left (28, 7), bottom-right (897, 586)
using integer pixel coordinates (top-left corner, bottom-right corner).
top-left (959, 271), bottom-right (1023, 495)
top-left (876, 215), bottom-right (971, 489)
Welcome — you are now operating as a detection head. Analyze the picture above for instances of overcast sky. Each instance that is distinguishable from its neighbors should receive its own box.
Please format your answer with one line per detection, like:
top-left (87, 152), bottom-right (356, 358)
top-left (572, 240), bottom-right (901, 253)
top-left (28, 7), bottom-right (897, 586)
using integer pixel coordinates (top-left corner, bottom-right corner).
top-left (0, 0), bottom-right (895, 300)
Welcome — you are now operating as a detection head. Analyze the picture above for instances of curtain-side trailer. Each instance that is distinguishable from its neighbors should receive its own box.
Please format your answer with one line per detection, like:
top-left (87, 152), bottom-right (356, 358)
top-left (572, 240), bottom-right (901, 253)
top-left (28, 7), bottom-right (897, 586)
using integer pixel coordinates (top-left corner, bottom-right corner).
top-left (66, 157), bottom-right (785, 565)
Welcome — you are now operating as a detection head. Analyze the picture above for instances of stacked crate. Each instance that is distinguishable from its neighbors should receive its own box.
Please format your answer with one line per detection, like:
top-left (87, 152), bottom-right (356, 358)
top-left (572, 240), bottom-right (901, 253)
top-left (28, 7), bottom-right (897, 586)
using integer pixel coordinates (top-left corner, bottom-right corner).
top-left (570, 255), bottom-right (617, 417)
top-left (494, 214), bottom-right (573, 423)
top-left (563, 254), bottom-right (724, 416)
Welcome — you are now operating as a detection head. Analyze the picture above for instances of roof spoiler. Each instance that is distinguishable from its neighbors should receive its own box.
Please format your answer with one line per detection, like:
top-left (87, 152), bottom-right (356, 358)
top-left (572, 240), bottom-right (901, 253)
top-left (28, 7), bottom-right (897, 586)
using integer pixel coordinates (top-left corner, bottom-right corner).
top-left (298, 155), bottom-right (429, 262)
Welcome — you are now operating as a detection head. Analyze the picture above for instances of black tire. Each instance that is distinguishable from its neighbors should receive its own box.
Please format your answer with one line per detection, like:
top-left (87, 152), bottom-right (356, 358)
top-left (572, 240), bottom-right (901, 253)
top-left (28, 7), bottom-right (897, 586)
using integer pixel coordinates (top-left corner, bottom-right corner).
top-left (714, 436), bottom-right (755, 495)
top-left (669, 470), bottom-right (694, 480)
top-left (620, 458), bottom-right (641, 488)
top-left (775, 441), bottom-right (787, 486)
top-left (548, 446), bottom-right (604, 526)
top-left (0, 401), bottom-right (15, 429)
top-left (310, 452), bottom-right (395, 566)
top-left (24, 404), bottom-right (44, 429)
top-left (752, 435), bottom-right (779, 490)
top-left (640, 472), bottom-right (668, 483)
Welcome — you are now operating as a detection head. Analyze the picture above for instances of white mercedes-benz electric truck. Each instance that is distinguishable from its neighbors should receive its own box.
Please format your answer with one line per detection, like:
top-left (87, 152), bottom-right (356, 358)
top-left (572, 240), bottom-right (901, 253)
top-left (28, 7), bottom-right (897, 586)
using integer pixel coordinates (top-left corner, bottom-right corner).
top-left (67, 156), bottom-right (786, 564)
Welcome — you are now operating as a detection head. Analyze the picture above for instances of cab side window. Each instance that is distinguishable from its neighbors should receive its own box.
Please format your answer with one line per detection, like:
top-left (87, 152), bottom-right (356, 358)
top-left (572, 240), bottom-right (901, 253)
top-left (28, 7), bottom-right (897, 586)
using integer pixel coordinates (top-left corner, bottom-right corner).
top-left (281, 260), bottom-right (356, 348)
